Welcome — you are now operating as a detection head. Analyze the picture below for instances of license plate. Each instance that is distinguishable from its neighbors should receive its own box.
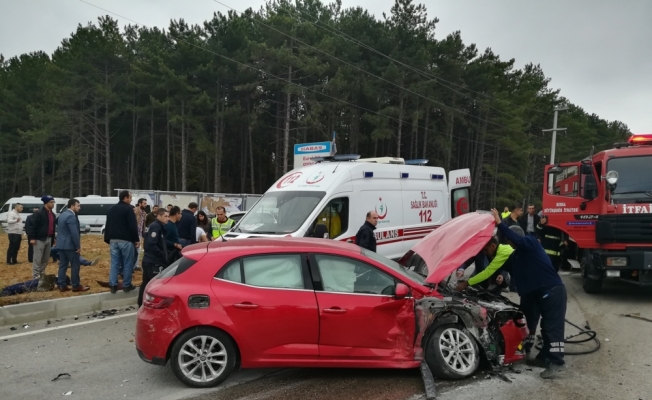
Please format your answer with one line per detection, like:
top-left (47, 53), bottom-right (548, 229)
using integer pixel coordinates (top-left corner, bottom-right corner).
top-left (606, 270), bottom-right (621, 277)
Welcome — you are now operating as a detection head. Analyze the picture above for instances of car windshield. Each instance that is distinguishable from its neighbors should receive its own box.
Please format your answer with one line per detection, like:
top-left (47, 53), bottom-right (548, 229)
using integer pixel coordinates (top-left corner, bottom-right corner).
top-left (608, 156), bottom-right (652, 202)
top-left (361, 248), bottom-right (427, 286)
top-left (235, 191), bottom-right (326, 234)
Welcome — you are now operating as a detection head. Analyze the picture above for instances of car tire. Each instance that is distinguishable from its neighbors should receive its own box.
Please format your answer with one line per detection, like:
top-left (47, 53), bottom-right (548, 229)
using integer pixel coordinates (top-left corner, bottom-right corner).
top-left (425, 323), bottom-right (480, 380)
top-left (170, 327), bottom-right (237, 388)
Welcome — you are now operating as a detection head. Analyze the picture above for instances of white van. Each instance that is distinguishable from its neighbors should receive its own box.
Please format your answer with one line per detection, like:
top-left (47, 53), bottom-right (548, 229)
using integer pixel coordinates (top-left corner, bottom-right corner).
top-left (0, 196), bottom-right (69, 231)
top-left (73, 196), bottom-right (119, 233)
top-left (226, 156), bottom-right (472, 260)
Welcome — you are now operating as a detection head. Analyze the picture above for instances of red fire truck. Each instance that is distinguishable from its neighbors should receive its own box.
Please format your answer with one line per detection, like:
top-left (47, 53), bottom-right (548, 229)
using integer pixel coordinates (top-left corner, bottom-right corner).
top-left (542, 133), bottom-right (652, 293)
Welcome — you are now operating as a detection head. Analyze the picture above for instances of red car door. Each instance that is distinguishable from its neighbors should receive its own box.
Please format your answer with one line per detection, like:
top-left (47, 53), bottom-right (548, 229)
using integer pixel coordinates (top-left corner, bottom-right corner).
top-left (311, 254), bottom-right (416, 361)
top-left (212, 253), bottom-right (319, 359)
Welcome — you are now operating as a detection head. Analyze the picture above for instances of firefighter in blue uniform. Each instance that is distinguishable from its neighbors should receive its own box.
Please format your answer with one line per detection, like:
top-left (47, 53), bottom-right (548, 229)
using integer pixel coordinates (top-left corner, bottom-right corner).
top-left (491, 208), bottom-right (567, 379)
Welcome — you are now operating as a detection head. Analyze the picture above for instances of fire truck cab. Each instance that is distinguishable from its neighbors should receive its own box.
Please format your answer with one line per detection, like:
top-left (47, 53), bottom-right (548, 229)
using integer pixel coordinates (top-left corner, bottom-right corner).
top-left (542, 134), bottom-right (652, 293)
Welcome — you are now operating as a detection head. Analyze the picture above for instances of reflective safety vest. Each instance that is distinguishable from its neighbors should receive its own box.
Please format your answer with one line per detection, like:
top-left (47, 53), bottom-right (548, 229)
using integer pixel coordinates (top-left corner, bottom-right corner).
top-left (501, 211), bottom-right (511, 219)
top-left (211, 218), bottom-right (234, 239)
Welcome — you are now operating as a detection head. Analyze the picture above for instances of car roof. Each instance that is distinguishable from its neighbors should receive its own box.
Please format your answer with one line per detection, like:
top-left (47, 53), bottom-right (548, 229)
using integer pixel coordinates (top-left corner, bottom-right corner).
top-left (189, 237), bottom-right (363, 257)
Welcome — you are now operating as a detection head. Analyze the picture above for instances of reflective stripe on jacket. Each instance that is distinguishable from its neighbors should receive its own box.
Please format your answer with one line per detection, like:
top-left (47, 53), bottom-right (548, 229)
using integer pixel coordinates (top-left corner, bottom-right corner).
top-left (211, 218), bottom-right (234, 238)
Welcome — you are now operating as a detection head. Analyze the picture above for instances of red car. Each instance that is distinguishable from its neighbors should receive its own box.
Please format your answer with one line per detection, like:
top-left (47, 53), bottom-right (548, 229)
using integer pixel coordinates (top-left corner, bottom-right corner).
top-left (136, 213), bottom-right (528, 388)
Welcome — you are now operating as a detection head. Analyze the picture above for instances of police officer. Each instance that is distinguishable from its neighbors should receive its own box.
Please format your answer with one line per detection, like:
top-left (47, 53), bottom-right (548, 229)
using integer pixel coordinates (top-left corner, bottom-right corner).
top-left (211, 206), bottom-right (234, 241)
top-left (139, 208), bottom-right (169, 307)
top-left (536, 215), bottom-right (565, 272)
top-left (491, 208), bottom-right (567, 379)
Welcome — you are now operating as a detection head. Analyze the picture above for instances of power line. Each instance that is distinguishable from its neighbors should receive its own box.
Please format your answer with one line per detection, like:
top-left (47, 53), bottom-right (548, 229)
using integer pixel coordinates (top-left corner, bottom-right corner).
top-left (269, 1), bottom-right (551, 118)
top-left (212, 0), bottom-right (534, 136)
top-left (77, 0), bottom-right (504, 151)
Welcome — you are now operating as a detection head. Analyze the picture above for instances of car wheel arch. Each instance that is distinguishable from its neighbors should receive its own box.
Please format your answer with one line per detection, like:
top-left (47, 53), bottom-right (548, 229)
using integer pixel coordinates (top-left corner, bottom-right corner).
top-left (421, 310), bottom-right (481, 353)
top-left (165, 325), bottom-right (242, 369)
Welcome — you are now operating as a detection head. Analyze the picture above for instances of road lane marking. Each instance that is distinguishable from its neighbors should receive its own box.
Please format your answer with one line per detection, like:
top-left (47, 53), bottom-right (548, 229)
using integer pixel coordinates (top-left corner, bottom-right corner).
top-left (0, 311), bottom-right (137, 340)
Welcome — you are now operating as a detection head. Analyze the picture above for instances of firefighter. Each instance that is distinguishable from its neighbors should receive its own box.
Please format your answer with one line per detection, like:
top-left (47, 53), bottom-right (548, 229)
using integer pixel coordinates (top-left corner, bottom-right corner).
top-left (211, 206), bottom-right (234, 240)
top-left (455, 236), bottom-right (513, 294)
top-left (490, 208), bottom-right (567, 379)
top-left (536, 215), bottom-right (565, 272)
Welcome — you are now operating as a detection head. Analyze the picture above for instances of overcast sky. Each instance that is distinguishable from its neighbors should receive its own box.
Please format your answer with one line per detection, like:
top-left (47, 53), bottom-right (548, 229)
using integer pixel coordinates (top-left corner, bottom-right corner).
top-left (1, 0), bottom-right (650, 132)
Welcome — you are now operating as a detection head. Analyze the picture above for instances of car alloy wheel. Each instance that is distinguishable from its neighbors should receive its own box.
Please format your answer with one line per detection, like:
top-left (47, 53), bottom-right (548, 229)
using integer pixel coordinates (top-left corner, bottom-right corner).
top-left (178, 335), bottom-right (227, 383)
top-left (438, 327), bottom-right (476, 374)
top-left (170, 328), bottom-right (237, 388)
top-left (426, 323), bottom-right (480, 380)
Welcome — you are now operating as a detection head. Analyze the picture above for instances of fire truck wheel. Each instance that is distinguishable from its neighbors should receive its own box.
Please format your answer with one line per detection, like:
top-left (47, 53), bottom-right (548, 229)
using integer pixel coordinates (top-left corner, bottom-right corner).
top-left (582, 276), bottom-right (603, 294)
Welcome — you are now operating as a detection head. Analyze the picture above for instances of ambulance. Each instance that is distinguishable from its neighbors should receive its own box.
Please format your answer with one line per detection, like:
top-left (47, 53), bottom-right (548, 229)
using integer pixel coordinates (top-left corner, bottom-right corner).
top-left (225, 155), bottom-right (472, 260)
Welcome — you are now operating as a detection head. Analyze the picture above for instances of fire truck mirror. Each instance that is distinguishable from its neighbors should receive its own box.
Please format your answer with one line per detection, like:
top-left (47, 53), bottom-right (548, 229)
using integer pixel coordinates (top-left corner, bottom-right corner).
top-left (583, 174), bottom-right (598, 200)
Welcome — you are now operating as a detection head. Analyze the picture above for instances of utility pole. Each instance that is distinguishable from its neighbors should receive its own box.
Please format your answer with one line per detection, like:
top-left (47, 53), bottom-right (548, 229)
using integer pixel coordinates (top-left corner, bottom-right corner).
top-left (542, 106), bottom-right (568, 165)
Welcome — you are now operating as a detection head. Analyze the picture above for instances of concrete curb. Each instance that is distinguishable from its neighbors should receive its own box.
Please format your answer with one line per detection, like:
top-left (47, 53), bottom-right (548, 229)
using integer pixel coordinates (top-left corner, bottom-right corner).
top-left (0, 290), bottom-right (137, 327)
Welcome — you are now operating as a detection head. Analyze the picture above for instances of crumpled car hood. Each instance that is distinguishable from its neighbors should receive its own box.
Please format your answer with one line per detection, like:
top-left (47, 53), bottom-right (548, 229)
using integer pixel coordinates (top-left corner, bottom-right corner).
top-left (410, 212), bottom-right (496, 284)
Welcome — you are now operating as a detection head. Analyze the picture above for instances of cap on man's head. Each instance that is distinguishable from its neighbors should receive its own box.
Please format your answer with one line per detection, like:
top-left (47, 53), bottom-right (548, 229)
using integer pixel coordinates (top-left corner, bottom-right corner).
top-left (41, 195), bottom-right (54, 204)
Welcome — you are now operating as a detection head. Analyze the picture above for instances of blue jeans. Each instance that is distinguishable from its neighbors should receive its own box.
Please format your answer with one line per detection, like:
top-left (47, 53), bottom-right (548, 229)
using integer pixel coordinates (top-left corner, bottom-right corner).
top-left (58, 250), bottom-right (81, 288)
top-left (110, 242), bottom-right (136, 287)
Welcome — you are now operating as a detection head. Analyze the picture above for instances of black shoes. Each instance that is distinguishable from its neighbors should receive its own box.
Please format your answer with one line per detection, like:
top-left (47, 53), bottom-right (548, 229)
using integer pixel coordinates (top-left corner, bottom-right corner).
top-left (110, 285), bottom-right (118, 294)
top-left (123, 285), bottom-right (137, 293)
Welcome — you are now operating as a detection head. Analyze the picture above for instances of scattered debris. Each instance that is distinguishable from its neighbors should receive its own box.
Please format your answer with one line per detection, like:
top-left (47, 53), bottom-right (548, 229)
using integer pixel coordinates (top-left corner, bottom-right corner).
top-left (122, 379), bottom-right (129, 383)
top-left (620, 313), bottom-right (652, 324)
top-left (487, 370), bottom-right (512, 383)
top-left (52, 373), bottom-right (71, 381)
top-left (525, 368), bottom-right (533, 372)
top-left (9, 327), bottom-right (16, 331)
top-left (5, 365), bottom-right (12, 369)
top-left (46, 320), bottom-right (51, 325)
top-left (129, 339), bottom-right (134, 343)
top-left (605, 338), bottom-right (610, 342)
top-left (63, 391), bottom-right (73, 396)
top-left (74, 316), bottom-right (78, 321)
top-left (22, 324), bottom-right (29, 329)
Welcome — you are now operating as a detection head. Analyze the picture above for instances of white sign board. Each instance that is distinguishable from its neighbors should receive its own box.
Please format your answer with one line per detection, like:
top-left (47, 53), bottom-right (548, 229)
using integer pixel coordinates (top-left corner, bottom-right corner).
top-left (293, 141), bottom-right (332, 170)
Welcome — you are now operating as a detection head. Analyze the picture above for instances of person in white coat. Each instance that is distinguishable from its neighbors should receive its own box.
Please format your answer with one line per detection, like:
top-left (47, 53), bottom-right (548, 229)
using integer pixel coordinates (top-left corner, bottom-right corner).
top-left (6, 203), bottom-right (24, 265)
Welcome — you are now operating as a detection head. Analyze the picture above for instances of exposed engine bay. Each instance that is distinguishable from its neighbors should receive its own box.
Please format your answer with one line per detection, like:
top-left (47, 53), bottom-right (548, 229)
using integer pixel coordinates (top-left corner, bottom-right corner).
top-left (415, 282), bottom-right (528, 368)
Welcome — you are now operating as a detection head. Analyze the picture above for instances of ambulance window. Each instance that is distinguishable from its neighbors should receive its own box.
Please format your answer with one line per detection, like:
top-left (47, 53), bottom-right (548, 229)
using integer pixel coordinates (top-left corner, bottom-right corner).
top-left (548, 166), bottom-right (579, 197)
top-left (311, 198), bottom-right (349, 239)
top-left (451, 188), bottom-right (470, 218)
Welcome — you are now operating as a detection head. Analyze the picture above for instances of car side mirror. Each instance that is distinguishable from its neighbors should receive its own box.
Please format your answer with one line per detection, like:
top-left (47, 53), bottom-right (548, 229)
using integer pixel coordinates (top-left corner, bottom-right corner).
top-left (395, 283), bottom-right (410, 300)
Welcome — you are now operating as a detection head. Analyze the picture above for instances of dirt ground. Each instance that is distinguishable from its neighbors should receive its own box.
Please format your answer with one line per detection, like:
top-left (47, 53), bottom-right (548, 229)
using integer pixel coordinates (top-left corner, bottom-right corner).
top-left (0, 234), bottom-right (142, 306)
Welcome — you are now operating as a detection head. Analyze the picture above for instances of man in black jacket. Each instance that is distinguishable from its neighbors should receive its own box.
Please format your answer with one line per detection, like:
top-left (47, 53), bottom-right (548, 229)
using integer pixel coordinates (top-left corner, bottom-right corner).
top-left (139, 208), bottom-right (169, 306)
top-left (26, 196), bottom-right (57, 285)
top-left (176, 202), bottom-right (198, 246)
top-left (25, 207), bottom-right (40, 263)
top-left (355, 211), bottom-right (378, 252)
top-left (104, 190), bottom-right (140, 294)
top-left (519, 204), bottom-right (541, 238)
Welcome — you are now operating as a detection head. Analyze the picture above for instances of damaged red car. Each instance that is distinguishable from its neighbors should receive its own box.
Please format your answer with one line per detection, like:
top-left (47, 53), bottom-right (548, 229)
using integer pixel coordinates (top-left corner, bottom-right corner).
top-left (135, 212), bottom-right (528, 388)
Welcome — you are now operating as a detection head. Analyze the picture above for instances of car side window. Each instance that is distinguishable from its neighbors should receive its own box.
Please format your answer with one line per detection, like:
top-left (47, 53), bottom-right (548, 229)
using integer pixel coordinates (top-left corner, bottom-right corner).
top-left (242, 254), bottom-right (304, 289)
top-left (217, 259), bottom-right (242, 283)
top-left (315, 255), bottom-right (396, 295)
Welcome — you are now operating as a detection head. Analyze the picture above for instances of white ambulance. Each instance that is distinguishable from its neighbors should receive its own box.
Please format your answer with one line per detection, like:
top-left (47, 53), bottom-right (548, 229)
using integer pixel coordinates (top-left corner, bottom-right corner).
top-left (0, 196), bottom-right (69, 231)
top-left (225, 155), bottom-right (472, 260)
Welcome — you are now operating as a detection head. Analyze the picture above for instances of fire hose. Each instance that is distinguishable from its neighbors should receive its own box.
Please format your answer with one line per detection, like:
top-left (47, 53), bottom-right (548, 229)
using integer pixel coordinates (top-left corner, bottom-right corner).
top-left (534, 319), bottom-right (601, 355)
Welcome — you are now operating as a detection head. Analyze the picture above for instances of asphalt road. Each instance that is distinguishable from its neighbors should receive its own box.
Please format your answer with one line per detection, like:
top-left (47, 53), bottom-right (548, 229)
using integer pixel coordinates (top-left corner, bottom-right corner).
top-left (1, 273), bottom-right (651, 400)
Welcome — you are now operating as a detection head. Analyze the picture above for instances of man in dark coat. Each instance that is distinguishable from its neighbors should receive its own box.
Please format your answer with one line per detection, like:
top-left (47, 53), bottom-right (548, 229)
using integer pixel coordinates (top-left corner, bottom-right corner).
top-left (355, 211), bottom-right (378, 252)
top-left (176, 202), bottom-right (198, 246)
top-left (25, 207), bottom-right (40, 263)
top-left (26, 196), bottom-right (57, 288)
top-left (104, 190), bottom-right (140, 294)
top-left (519, 204), bottom-right (541, 237)
top-left (491, 208), bottom-right (567, 379)
top-left (139, 208), bottom-right (169, 307)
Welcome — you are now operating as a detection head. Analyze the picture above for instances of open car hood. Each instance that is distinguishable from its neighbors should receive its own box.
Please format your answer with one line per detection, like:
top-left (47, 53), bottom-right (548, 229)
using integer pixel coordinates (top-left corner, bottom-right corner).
top-left (411, 212), bottom-right (496, 284)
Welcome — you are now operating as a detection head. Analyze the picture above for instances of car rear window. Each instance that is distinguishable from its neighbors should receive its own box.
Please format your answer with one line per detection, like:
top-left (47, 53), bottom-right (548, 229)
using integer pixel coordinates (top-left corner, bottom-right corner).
top-left (157, 257), bottom-right (198, 279)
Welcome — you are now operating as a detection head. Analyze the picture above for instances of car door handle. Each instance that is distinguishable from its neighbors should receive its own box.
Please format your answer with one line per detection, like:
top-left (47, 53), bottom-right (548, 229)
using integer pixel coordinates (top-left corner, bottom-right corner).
top-left (323, 307), bottom-right (347, 314)
top-left (234, 302), bottom-right (259, 309)
top-left (346, 239), bottom-right (353, 243)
